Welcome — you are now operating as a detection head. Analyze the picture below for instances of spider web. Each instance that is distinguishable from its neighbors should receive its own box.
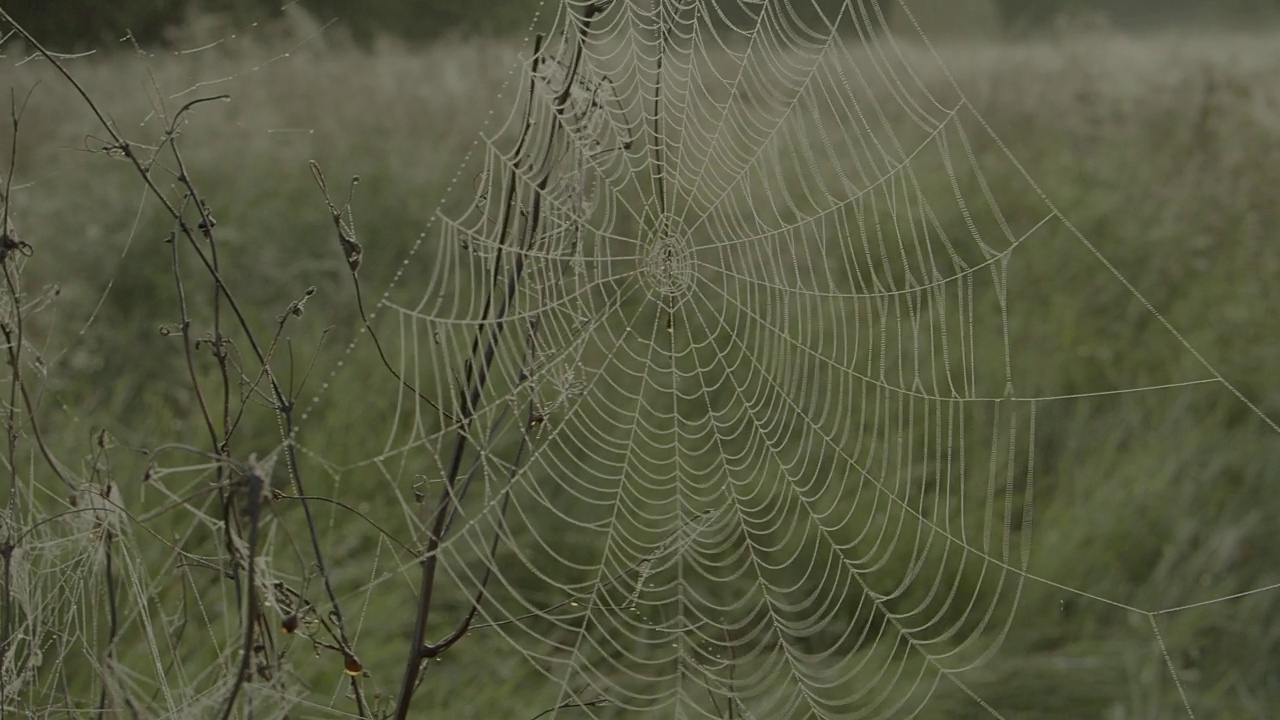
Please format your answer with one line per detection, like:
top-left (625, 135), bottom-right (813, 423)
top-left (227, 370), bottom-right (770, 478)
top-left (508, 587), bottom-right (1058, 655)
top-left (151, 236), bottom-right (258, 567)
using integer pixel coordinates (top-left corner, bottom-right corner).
top-left (293, 0), bottom-right (1279, 717)
top-left (2, 0), bottom-right (1277, 718)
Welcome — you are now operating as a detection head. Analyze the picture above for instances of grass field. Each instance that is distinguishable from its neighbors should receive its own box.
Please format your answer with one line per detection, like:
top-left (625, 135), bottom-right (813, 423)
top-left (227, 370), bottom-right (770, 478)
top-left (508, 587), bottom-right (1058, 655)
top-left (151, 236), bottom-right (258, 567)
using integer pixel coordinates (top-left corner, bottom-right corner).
top-left (1, 9), bottom-right (1279, 719)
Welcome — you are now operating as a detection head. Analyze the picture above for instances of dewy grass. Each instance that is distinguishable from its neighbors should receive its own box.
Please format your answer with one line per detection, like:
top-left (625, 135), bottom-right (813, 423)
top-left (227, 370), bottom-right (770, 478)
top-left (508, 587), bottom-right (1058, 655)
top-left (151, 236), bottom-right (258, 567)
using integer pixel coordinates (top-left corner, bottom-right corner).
top-left (0, 5), bottom-right (1278, 719)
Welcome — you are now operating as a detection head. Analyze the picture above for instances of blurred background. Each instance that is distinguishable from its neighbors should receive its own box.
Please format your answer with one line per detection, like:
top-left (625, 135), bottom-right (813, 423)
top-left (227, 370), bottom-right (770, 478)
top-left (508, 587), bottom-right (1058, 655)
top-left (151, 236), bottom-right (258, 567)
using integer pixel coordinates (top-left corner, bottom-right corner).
top-left (4, 0), bottom-right (1280, 50)
top-left (1, 0), bottom-right (1277, 717)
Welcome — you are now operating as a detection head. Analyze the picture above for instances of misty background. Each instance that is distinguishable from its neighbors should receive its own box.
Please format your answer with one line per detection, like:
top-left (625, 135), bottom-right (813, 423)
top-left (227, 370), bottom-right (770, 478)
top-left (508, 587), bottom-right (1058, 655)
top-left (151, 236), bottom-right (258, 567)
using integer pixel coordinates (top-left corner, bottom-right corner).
top-left (4, 0), bottom-right (1280, 51)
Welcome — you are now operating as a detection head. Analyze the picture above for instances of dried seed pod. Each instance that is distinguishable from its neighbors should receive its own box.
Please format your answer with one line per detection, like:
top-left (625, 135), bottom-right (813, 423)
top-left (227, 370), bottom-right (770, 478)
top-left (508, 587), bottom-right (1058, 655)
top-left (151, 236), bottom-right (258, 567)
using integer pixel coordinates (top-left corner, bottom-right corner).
top-left (343, 653), bottom-right (363, 677)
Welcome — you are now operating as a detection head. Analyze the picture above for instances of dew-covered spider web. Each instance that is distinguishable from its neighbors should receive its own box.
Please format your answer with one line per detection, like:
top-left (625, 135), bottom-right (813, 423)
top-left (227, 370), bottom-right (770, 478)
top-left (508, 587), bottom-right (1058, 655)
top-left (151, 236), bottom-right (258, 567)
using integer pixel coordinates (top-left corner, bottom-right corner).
top-left (3, 0), bottom-right (1279, 718)
top-left (299, 1), bottom-right (1279, 717)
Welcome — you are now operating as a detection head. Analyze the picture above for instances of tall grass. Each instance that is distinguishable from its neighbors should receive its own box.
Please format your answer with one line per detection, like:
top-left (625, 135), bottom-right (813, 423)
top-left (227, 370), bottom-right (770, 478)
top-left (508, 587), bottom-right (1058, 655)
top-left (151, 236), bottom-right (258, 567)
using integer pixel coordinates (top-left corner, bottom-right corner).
top-left (0, 9), bottom-right (1278, 718)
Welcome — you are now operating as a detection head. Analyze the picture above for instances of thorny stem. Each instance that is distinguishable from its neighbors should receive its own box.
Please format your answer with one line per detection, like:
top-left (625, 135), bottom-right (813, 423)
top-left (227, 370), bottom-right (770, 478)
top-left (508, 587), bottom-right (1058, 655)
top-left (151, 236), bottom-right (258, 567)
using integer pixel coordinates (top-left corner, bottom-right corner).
top-left (389, 29), bottom-right (540, 707)
top-left (425, 308), bottom-right (544, 659)
top-left (393, 6), bottom-right (606, 711)
top-left (420, 400), bottom-right (533, 662)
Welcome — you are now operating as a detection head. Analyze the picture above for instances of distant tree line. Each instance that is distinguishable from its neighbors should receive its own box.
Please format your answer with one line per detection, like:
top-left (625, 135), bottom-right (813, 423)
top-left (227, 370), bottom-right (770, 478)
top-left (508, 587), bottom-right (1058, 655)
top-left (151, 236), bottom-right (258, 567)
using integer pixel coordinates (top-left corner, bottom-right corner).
top-left (992, 0), bottom-right (1280, 32)
top-left (3, 0), bottom-right (1279, 52)
top-left (0, 0), bottom-right (548, 51)
top-left (0, 0), bottom-right (272, 51)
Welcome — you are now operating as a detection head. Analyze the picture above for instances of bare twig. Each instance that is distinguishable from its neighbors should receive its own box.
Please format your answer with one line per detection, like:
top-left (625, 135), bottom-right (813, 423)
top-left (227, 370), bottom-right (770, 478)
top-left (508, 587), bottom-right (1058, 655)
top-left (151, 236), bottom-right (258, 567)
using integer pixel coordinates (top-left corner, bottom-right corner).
top-left (0, 11), bottom-right (369, 715)
top-left (393, 5), bottom-right (609, 711)
top-left (219, 461), bottom-right (266, 720)
top-left (310, 161), bottom-right (455, 424)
